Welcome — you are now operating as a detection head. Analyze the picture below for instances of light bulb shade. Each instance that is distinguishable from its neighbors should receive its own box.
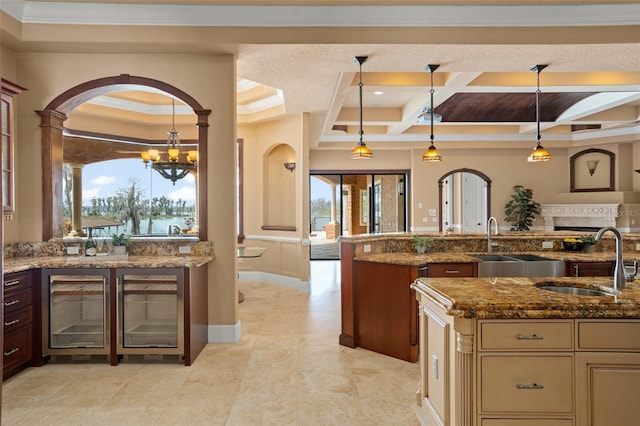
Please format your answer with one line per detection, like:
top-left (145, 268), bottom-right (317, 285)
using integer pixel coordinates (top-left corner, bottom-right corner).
top-left (148, 149), bottom-right (160, 162)
top-left (140, 151), bottom-right (151, 163)
top-left (350, 143), bottom-right (373, 159)
top-left (187, 150), bottom-right (198, 163)
top-left (167, 148), bottom-right (180, 161)
top-left (422, 144), bottom-right (442, 162)
top-left (586, 160), bottom-right (600, 176)
top-left (528, 144), bottom-right (551, 162)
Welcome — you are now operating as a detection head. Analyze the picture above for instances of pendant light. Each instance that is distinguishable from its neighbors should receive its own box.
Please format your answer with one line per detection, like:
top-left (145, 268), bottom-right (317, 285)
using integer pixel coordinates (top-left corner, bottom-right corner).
top-left (350, 56), bottom-right (373, 159)
top-left (422, 64), bottom-right (442, 162)
top-left (528, 64), bottom-right (551, 162)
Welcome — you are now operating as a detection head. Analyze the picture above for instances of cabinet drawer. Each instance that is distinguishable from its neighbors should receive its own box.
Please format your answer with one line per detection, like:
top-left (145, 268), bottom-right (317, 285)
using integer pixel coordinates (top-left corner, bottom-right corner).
top-left (4, 271), bottom-right (30, 293)
top-left (479, 321), bottom-right (573, 351)
top-left (3, 288), bottom-right (32, 313)
top-left (3, 326), bottom-right (33, 371)
top-left (480, 355), bottom-right (574, 414)
top-left (578, 321), bottom-right (640, 350)
top-left (4, 307), bottom-right (32, 333)
top-left (481, 419), bottom-right (573, 426)
top-left (427, 263), bottom-right (475, 277)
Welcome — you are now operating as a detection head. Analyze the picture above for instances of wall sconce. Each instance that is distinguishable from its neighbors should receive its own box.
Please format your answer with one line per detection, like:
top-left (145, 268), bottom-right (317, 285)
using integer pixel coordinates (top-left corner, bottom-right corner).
top-left (586, 160), bottom-right (600, 176)
top-left (284, 162), bottom-right (296, 172)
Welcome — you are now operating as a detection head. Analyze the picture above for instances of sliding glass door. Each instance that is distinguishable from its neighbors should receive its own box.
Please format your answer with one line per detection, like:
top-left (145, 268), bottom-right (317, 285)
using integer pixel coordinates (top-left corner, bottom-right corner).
top-left (310, 172), bottom-right (407, 260)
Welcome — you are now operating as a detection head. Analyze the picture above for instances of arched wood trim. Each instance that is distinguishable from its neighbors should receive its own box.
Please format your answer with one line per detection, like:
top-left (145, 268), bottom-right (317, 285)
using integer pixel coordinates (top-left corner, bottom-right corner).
top-left (569, 148), bottom-right (615, 192)
top-left (437, 168), bottom-right (492, 233)
top-left (38, 74), bottom-right (211, 241)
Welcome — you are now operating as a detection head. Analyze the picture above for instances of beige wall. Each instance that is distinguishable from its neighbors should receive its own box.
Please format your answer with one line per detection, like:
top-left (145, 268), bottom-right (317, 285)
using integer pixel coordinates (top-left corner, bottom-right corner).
top-left (5, 50), bottom-right (238, 327)
top-left (238, 113), bottom-right (310, 283)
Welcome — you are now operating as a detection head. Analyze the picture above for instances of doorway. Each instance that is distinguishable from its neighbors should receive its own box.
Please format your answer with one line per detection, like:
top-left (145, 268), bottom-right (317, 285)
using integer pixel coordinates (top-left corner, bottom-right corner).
top-left (310, 171), bottom-right (408, 260)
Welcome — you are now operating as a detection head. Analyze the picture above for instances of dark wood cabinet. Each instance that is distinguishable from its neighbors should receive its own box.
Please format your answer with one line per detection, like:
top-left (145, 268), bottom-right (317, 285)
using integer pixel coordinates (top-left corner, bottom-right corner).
top-left (3, 271), bottom-right (40, 379)
top-left (352, 261), bottom-right (420, 362)
top-left (346, 261), bottom-right (478, 363)
top-left (424, 262), bottom-right (477, 277)
top-left (566, 261), bottom-right (614, 277)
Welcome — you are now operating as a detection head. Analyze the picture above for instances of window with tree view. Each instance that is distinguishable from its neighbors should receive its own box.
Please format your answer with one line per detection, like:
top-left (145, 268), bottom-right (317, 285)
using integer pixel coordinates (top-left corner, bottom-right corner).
top-left (63, 158), bottom-right (198, 237)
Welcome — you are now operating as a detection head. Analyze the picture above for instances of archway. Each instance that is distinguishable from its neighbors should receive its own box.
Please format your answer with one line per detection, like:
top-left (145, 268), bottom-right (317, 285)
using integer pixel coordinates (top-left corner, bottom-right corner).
top-left (438, 168), bottom-right (492, 233)
top-left (38, 74), bottom-right (211, 240)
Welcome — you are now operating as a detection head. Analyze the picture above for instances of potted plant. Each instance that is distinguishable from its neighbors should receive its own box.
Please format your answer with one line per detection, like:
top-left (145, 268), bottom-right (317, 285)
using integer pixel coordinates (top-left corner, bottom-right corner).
top-left (581, 234), bottom-right (597, 253)
top-left (504, 185), bottom-right (541, 231)
top-left (412, 235), bottom-right (434, 254)
top-left (111, 233), bottom-right (131, 255)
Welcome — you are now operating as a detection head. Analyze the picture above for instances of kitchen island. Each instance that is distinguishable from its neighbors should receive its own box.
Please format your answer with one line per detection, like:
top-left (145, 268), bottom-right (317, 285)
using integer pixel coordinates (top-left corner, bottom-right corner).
top-left (411, 276), bottom-right (640, 426)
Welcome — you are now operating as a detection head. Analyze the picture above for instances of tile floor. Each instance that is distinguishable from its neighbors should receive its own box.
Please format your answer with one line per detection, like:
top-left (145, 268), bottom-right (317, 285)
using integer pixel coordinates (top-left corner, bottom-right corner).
top-left (2, 261), bottom-right (420, 425)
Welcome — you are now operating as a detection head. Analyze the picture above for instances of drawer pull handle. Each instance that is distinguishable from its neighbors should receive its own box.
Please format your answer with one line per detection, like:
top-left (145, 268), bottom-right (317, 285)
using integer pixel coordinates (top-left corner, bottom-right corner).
top-left (445, 270), bottom-right (460, 274)
top-left (4, 300), bottom-right (20, 307)
top-left (4, 280), bottom-right (20, 287)
top-left (516, 383), bottom-right (544, 390)
top-left (3, 348), bottom-right (19, 357)
top-left (516, 333), bottom-right (543, 340)
top-left (4, 319), bottom-right (20, 326)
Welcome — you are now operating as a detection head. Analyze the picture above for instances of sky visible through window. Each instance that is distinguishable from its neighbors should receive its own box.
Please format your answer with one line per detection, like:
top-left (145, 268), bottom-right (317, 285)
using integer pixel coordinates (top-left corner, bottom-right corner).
top-left (81, 158), bottom-right (196, 206)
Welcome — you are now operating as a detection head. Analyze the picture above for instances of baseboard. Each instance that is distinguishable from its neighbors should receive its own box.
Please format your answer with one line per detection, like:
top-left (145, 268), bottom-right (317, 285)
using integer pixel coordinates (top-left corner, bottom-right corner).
top-left (208, 321), bottom-right (242, 343)
top-left (238, 271), bottom-right (310, 293)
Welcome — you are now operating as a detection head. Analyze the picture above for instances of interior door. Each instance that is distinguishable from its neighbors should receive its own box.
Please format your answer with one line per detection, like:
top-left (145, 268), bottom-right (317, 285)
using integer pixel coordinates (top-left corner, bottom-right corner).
top-left (462, 172), bottom-right (485, 232)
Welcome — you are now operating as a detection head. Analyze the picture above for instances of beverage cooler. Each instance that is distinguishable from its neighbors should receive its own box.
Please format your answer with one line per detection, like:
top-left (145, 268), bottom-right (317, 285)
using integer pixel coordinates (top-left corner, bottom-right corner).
top-left (116, 268), bottom-right (184, 362)
top-left (42, 269), bottom-right (111, 361)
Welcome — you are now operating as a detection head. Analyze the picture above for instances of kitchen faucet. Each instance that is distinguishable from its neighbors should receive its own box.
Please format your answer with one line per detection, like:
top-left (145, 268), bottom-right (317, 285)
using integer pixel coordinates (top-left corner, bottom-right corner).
top-left (487, 216), bottom-right (499, 253)
top-left (594, 226), bottom-right (626, 290)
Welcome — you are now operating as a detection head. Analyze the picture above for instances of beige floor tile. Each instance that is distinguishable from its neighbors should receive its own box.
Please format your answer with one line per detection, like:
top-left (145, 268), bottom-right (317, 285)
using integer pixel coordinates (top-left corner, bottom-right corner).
top-left (2, 261), bottom-right (420, 425)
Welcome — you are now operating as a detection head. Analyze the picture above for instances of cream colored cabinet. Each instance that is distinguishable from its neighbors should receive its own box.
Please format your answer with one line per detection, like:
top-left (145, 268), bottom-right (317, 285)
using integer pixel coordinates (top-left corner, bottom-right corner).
top-left (477, 320), bottom-right (575, 425)
top-left (575, 320), bottom-right (640, 426)
top-left (413, 285), bottom-right (640, 426)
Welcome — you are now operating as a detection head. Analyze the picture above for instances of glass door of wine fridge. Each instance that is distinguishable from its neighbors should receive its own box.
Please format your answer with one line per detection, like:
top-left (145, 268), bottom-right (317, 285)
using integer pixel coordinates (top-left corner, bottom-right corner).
top-left (42, 269), bottom-right (110, 359)
top-left (117, 268), bottom-right (184, 361)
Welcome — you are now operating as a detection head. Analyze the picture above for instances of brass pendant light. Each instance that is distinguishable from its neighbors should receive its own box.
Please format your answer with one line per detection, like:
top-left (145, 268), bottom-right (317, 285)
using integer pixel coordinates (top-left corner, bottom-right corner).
top-left (528, 64), bottom-right (551, 162)
top-left (422, 64), bottom-right (442, 162)
top-left (350, 56), bottom-right (373, 159)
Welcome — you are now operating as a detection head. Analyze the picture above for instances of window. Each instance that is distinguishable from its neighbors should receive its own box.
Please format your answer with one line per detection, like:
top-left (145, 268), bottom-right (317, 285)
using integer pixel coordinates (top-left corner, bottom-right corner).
top-left (1, 79), bottom-right (26, 213)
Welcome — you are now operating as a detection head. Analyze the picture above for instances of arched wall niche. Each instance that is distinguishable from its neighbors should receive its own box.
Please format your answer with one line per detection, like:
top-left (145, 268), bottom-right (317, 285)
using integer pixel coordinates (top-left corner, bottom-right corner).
top-left (261, 143), bottom-right (296, 231)
top-left (437, 168), bottom-right (492, 233)
top-left (37, 74), bottom-right (211, 241)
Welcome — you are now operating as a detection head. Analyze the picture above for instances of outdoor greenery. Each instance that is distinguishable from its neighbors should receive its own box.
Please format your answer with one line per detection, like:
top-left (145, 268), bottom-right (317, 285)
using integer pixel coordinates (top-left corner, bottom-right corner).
top-left (504, 185), bottom-right (541, 231)
top-left (62, 166), bottom-right (195, 236)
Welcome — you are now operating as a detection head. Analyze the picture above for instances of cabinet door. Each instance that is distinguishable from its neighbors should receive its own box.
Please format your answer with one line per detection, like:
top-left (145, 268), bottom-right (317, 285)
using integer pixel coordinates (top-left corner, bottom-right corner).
top-left (353, 261), bottom-right (418, 362)
top-left (575, 352), bottom-right (640, 426)
top-left (567, 262), bottom-right (613, 277)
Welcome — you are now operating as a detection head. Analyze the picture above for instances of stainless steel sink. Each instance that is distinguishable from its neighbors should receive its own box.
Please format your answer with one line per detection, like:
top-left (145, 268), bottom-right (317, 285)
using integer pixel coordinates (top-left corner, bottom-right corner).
top-left (473, 254), bottom-right (565, 277)
top-left (535, 282), bottom-right (619, 297)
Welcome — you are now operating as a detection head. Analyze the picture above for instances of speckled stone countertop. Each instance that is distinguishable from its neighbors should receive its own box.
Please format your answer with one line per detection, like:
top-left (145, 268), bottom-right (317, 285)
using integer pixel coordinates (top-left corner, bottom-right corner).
top-left (3, 255), bottom-right (214, 274)
top-left (355, 251), bottom-right (640, 266)
top-left (412, 276), bottom-right (640, 319)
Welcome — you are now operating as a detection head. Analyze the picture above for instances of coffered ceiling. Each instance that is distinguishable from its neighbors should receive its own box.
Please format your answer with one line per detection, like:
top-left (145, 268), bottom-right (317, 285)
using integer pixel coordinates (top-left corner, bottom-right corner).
top-left (1, 1), bottom-right (639, 155)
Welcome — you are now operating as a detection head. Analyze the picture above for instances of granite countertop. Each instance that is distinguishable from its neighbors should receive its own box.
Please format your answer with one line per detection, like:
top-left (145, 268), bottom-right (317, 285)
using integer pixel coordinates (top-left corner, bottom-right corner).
top-left (3, 255), bottom-right (214, 274)
top-left (355, 251), bottom-right (640, 266)
top-left (412, 276), bottom-right (640, 320)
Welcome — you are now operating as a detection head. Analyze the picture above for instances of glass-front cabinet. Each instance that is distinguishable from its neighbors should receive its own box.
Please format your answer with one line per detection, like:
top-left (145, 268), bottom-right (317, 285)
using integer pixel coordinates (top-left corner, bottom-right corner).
top-left (117, 268), bottom-right (184, 361)
top-left (42, 269), bottom-right (111, 360)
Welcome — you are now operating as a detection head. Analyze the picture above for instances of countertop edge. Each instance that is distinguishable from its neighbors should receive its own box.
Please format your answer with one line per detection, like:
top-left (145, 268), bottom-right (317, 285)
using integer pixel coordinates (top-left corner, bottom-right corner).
top-left (3, 255), bottom-right (215, 274)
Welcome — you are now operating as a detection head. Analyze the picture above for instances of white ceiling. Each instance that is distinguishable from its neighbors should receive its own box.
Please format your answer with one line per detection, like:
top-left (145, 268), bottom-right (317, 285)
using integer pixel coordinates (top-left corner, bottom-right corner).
top-left (2, 1), bottom-right (639, 153)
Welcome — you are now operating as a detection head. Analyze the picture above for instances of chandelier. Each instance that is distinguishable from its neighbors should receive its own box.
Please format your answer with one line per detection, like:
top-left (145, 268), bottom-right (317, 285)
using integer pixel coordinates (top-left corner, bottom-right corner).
top-left (141, 99), bottom-right (198, 184)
